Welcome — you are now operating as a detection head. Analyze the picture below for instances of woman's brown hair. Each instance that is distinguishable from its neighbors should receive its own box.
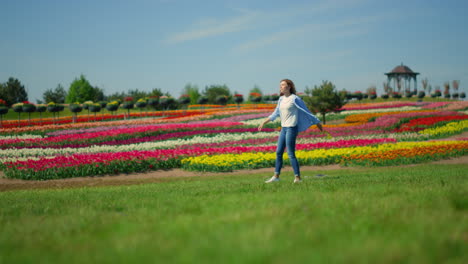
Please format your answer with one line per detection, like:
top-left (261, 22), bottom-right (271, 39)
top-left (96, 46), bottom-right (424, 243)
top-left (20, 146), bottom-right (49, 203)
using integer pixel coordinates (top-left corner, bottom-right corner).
top-left (280, 79), bottom-right (297, 94)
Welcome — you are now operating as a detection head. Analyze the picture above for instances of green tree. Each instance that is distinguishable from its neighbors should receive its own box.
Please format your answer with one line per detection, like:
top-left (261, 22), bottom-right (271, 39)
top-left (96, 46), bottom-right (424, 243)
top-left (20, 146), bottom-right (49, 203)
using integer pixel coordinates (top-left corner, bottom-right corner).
top-left (94, 86), bottom-right (105, 101)
top-left (43, 84), bottom-right (67, 103)
top-left (216, 95), bottom-right (228, 105)
top-left (183, 83), bottom-right (201, 104)
top-left (160, 96), bottom-right (176, 110)
top-left (127, 89), bottom-right (149, 100)
top-left (303, 80), bottom-right (347, 124)
top-left (248, 85), bottom-right (263, 103)
top-left (106, 91), bottom-right (126, 102)
top-left (249, 85), bottom-right (263, 95)
top-left (1, 77), bottom-right (28, 106)
top-left (66, 75), bottom-right (96, 103)
top-left (203, 84), bottom-right (231, 104)
top-left (149, 88), bottom-right (164, 98)
top-left (0, 83), bottom-right (6, 106)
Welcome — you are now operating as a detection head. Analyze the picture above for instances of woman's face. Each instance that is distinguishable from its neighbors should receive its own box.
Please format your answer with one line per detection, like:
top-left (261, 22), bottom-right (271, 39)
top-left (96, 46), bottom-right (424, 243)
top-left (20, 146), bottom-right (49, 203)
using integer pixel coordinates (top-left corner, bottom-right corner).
top-left (280, 81), bottom-right (289, 94)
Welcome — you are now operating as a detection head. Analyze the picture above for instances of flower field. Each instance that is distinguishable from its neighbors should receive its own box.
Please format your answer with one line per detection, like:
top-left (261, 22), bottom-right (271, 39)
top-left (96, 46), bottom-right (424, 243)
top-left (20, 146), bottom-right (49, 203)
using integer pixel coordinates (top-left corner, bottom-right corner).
top-left (1, 101), bottom-right (467, 180)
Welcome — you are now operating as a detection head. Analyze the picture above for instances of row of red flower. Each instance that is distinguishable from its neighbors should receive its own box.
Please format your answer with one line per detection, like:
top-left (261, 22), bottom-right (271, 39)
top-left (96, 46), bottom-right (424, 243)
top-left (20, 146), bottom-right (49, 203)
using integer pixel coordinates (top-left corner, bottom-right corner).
top-left (395, 115), bottom-right (468, 132)
top-left (0, 122), bottom-right (244, 148)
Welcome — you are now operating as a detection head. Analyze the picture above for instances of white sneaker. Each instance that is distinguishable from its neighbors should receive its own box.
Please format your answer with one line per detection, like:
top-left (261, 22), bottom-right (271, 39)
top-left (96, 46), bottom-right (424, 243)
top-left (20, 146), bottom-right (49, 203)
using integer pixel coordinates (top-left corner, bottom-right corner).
top-left (265, 176), bottom-right (280, 183)
top-left (293, 178), bottom-right (302, 183)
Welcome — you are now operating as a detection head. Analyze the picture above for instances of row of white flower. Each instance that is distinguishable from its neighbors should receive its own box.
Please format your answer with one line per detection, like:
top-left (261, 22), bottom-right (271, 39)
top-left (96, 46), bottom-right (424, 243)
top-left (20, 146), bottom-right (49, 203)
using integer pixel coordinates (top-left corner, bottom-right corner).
top-left (336, 106), bottom-right (422, 115)
top-left (242, 118), bottom-right (280, 126)
top-left (0, 132), bottom-right (277, 159)
top-left (0, 156), bottom-right (56, 163)
top-left (0, 134), bottom-right (43, 140)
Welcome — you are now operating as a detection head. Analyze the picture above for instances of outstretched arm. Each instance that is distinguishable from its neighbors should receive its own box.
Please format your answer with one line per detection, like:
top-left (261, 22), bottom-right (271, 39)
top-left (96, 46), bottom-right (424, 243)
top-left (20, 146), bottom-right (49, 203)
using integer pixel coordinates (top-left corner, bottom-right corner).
top-left (260, 99), bottom-right (281, 131)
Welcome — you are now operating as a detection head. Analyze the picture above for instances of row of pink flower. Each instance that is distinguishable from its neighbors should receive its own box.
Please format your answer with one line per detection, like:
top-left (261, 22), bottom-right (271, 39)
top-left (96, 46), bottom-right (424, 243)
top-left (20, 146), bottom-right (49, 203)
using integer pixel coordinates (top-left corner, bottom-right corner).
top-left (339, 102), bottom-right (424, 111)
top-left (44, 119), bottom-right (248, 137)
top-left (177, 137), bottom-right (397, 150)
top-left (8, 110), bottom-right (462, 149)
top-left (294, 110), bottom-right (464, 138)
top-left (421, 101), bottom-right (468, 111)
top-left (5, 129), bottom-right (394, 150)
top-left (6, 112), bottom-right (416, 149)
top-left (4, 138), bottom-right (396, 171)
top-left (177, 137), bottom-right (277, 149)
top-left (303, 130), bottom-right (387, 138)
top-left (37, 109), bottom-right (430, 142)
top-left (319, 110), bottom-right (463, 134)
top-left (396, 115), bottom-right (468, 132)
top-left (369, 111), bottom-right (464, 130)
top-left (420, 102), bottom-right (451, 109)
top-left (47, 110), bottom-right (459, 148)
top-left (345, 101), bottom-right (423, 108)
top-left (2, 127), bottom-right (269, 149)
top-left (46, 123), bottom-right (172, 137)
top-left (0, 122), bottom-right (243, 146)
top-left (283, 110), bottom-right (464, 140)
top-left (216, 113), bottom-right (269, 122)
top-left (0, 108), bottom-right (269, 134)
top-left (440, 101), bottom-right (468, 111)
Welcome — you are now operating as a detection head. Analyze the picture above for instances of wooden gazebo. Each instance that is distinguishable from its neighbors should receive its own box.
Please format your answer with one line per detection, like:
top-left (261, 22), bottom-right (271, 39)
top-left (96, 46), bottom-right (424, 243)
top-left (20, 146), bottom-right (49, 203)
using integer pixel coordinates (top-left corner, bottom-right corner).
top-left (385, 63), bottom-right (419, 93)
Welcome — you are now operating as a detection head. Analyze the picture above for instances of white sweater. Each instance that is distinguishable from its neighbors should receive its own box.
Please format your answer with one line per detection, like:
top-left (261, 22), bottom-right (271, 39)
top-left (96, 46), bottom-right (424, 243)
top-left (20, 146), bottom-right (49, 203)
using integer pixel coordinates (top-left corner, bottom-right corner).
top-left (279, 95), bottom-right (298, 127)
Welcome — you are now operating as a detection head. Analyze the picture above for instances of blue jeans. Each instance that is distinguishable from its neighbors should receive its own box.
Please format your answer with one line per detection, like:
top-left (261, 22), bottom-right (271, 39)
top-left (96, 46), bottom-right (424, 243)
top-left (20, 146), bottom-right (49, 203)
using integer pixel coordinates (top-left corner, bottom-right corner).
top-left (275, 126), bottom-right (300, 176)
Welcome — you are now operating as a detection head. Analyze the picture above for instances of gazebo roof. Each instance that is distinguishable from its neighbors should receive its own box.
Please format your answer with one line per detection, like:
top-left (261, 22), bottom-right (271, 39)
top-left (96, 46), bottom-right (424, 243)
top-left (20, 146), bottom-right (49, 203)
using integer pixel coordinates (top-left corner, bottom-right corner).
top-left (385, 63), bottom-right (419, 76)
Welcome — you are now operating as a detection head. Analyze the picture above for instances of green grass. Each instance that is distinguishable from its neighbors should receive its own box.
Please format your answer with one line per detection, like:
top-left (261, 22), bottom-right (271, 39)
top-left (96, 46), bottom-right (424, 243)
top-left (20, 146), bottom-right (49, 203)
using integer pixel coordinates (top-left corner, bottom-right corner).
top-left (1, 164), bottom-right (467, 263)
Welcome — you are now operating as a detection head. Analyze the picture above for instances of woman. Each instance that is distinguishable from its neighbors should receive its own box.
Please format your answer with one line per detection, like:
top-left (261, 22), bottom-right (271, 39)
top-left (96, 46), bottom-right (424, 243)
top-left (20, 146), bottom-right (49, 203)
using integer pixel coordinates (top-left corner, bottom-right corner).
top-left (258, 79), bottom-right (324, 183)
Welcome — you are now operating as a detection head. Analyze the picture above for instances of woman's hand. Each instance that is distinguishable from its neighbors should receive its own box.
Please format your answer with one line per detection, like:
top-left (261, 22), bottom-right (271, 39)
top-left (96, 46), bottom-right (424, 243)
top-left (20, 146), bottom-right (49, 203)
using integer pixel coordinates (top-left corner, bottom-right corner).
top-left (316, 123), bottom-right (323, 132)
top-left (323, 131), bottom-right (332, 139)
top-left (258, 123), bottom-right (264, 132)
top-left (258, 118), bottom-right (270, 132)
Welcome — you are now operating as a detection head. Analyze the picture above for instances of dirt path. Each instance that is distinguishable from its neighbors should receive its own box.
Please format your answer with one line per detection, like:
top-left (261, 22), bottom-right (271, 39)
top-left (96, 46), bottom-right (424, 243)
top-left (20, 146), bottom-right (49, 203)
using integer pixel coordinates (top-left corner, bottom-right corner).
top-left (1, 156), bottom-right (467, 192)
top-left (0, 164), bottom-right (344, 192)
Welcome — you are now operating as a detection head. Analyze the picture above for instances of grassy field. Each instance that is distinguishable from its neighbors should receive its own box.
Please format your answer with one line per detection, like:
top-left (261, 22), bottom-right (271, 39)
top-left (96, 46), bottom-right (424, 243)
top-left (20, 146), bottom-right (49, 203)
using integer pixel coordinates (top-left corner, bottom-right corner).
top-left (1, 164), bottom-right (467, 263)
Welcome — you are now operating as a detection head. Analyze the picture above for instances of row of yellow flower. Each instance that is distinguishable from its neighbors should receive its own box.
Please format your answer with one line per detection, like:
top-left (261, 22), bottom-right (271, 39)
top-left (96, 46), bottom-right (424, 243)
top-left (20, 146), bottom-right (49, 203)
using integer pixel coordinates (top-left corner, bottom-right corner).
top-left (418, 120), bottom-right (468, 137)
top-left (181, 141), bottom-right (468, 172)
top-left (344, 141), bottom-right (468, 166)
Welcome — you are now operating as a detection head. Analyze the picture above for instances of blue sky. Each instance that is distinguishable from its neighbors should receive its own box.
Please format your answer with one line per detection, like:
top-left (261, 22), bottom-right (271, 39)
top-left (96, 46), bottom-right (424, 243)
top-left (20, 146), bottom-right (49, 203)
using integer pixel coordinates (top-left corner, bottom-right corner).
top-left (1, 0), bottom-right (467, 102)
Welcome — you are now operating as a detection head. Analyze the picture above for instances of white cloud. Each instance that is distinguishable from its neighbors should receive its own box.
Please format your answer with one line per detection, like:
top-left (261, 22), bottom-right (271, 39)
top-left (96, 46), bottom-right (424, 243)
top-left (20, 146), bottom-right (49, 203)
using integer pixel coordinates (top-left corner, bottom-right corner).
top-left (165, 10), bottom-right (259, 44)
top-left (164, 0), bottom-right (369, 45)
top-left (233, 24), bottom-right (316, 53)
top-left (232, 11), bottom-right (389, 54)
top-left (282, 0), bottom-right (369, 17)
top-left (164, 0), bottom-right (376, 47)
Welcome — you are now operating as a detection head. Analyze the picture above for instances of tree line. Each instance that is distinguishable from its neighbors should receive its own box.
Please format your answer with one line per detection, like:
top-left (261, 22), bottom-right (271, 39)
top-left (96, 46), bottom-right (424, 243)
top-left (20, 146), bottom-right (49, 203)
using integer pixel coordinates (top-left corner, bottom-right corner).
top-left (0, 75), bottom-right (377, 124)
top-left (0, 75), bottom-right (272, 106)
